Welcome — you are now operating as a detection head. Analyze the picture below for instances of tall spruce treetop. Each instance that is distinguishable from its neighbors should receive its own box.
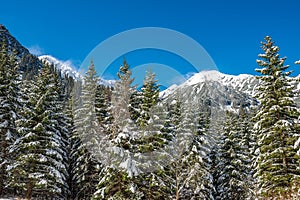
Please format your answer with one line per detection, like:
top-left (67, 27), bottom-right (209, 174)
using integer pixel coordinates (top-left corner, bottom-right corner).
top-left (112, 59), bottom-right (136, 132)
top-left (253, 36), bottom-right (300, 198)
top-left (73, 61), bottom-right (101, 199)
top-left (94, 60), bottom-right (141, 200)
top-left (137, 68), bottom-right (160, 128)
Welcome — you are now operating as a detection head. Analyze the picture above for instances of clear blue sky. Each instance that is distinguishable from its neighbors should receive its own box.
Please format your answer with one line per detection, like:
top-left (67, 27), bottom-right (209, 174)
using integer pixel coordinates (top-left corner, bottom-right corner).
top-left (1, 0), bottom-right (300, 84)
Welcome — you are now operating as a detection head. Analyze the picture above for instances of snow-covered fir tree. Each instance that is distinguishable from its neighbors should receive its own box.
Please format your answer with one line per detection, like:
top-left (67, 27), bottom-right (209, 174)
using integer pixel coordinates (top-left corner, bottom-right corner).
top-left (253, 36), bottom-right (300, 199)
top-left (73, 61), bottom-right (101, 199)
top-left (129, 90), bottom-right (143, 123)
top-left (134, 103), bottom-right (172, 199)
top-left (7, 63), bottom-right (67, 199)
top-left (167, 101), bottom-right (214, 200)
top-left (215, 111), bottom-right (253, 200)
top-left (136, 68), bottom-right (160, 128)
top-left (238, 107), bottom-right (256, 198)
top-left (94, 59), bottom-right (142, 199)
top-left (187, 106), bottom-right (215, 200)
top-left (51, 67), bottom-right (76, 198)
top-left (0, 39), bottom-right (21, 196)
top-left (95, 84), bottom-right (113, 134)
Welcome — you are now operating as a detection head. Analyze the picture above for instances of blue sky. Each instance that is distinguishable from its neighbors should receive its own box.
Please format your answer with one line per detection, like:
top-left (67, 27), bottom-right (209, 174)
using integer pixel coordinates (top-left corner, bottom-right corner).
top-left (1, 0), bottom-right (300, 86)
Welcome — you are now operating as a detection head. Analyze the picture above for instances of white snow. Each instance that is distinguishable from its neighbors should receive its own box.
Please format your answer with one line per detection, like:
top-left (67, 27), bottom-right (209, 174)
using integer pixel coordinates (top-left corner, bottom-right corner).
top-left (39, 55), bottom-right (81, 79)
top-left (159, 70), bottom-right (259, 98)
top-left (39, 55), bottom-right (115, 87)
top-left (294, 137), bottom-right (300, 150)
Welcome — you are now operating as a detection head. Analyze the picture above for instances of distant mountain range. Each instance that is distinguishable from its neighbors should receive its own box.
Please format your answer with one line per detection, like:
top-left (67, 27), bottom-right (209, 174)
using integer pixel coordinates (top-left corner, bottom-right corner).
top-left (1, 24), bottom-right (299, 111)
top-left (161, 70), bottom-right (299, 111)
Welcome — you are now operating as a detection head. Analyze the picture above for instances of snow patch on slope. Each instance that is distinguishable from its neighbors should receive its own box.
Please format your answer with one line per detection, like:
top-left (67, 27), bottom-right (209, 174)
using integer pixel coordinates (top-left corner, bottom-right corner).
top-left (39, 55), bottom-right (115, 87)
top-left (39, 55), bottom-right (81, 79)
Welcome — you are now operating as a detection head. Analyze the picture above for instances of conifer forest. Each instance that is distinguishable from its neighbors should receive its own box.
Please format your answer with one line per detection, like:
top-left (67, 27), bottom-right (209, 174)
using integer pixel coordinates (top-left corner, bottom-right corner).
top-left (0, 28), bottom-right (299, 199)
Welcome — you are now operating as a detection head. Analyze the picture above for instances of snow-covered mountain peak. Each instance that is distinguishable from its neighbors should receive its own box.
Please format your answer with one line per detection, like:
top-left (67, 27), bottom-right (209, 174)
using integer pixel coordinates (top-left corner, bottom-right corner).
top-left (39, 55), bottom-right (81, 79)
top-left (184, 70), bottom-right (223, 86)
top-left (160, 70), bottom-right (258, 98)
top-left (183, 70), bottom-right (255, 87)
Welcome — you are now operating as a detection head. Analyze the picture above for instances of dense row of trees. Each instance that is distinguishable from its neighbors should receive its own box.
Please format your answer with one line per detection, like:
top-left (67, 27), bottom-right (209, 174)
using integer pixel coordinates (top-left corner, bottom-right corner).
top-left (0, 36), bottom-right (299, 199)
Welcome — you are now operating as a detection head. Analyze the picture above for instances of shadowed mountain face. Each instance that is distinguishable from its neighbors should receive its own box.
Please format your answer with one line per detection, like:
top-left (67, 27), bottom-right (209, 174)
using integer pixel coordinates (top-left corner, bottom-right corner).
top-left (0, 24), bottom-right (42, 77)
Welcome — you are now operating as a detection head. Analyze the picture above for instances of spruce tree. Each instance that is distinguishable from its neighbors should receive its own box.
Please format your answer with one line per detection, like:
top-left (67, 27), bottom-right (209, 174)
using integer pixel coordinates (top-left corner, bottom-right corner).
top-left (215, 111), bottom-right (252, 200)
top-left (8, 63), bottom-right (66, 199)
top-left (94, 59), bottom-right (140, 199)
top-left (167, 103), bottom-right (214, 200)
top-left (73, 61), bottom-right (101, 199)
top-left (253, 36), bottom-right (300, 198)
top-left (95, 84), bottom-right (113, 134)
top-left (0, 39), bottom-right (20, 196)
top-left (136, 68), bottom-right (160, 128)
top-left (134, 104), bottom-right (172, 199)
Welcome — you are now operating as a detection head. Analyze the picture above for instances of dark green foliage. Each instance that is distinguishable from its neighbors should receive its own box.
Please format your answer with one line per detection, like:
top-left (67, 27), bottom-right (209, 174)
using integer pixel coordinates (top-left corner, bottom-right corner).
top-left (215, 111), bottom-right (253, 200)
top-left (8, 63), bottom-right (67, 199)
top-left (0, 38), bottom-right (21, 196)
top-left (253, 36), bottom-right (300, 198)
top-left (136, 69), bottom-right (160, 128)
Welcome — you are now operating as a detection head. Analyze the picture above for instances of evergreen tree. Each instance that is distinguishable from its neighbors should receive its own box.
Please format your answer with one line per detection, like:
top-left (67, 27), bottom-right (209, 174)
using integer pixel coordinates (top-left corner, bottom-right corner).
top-left (8, 63), bottom-right (66, 199)
top-left (94, 59), bottom-right (141, 199)
top-left (134, 104), bottom-right (172, 199)
top-left (167, 102), bottom-right (214, 200)
top-left (0, 39), bottom-right (20, 196)
top-left (73, 61), bottom-right (101, 199)
top-left (51, 67), bottom-right (74, 198)
top-left (253, 36), bottom-right (300, 198)
top-left (95, 84), bottom-right (113, 134)
top-left (136, 68), bottom-right (160, 128)
top-left (215, 111), bottom-right (252, 200)
top-left (129, 90), bottom-right (142, 123)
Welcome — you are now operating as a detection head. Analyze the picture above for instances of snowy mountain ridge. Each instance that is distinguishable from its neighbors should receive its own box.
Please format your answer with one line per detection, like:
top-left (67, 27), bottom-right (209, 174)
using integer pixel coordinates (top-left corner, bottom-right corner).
top-left (39, 55), bottom-right (115, 87)
top-left (160, 70), bottom-right (300, 99)
top-left (160, 70), bottom-right (260, 99)
top-left (39, 55), bottom-right (81, 79)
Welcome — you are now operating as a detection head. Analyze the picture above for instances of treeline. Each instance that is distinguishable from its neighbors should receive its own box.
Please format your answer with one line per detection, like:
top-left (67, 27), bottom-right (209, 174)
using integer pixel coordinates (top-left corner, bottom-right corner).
top-left (0, 36), bottom-right (299, 200)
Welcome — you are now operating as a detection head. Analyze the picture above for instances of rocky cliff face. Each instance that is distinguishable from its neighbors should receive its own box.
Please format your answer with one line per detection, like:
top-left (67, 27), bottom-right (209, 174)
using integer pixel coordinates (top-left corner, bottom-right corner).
top-left (0, 24), bottom-right (42, 76)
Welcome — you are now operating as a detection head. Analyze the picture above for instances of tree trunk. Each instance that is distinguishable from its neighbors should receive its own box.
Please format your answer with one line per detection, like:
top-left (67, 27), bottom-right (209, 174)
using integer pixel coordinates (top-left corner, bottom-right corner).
top-left (26, 180), bottom-right (33, 200)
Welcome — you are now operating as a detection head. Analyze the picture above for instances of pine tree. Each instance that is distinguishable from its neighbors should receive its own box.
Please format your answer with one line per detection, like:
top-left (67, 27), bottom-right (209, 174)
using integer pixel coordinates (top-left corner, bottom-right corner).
top-left (95, 84), bottom-right (113, 134)
top-left (134, 104), bottom-right (172, 199)
top-left (215, 111), bottom-right (252, 200)
top-left (51, 67), bottom-right (74, 198)
top-left (253, 36), bottom-right (300, 198)
top-left (0, 39), bottom-right (20, 196)
top-left (167, 102), bottom-right (214, 200)
top-left (73, 61), bottom-right (101, 199)
top-left (136, 68), bottom-right (160, 128)
top-left (94, 59), bottom-right (141, 199)
top-left (8, 63), bottom-right (66, 199)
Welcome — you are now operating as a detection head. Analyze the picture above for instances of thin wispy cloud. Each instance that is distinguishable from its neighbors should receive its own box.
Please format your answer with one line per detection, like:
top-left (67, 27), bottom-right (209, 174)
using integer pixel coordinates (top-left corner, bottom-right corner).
top-left (28, 45), bottom-right (44, 56)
